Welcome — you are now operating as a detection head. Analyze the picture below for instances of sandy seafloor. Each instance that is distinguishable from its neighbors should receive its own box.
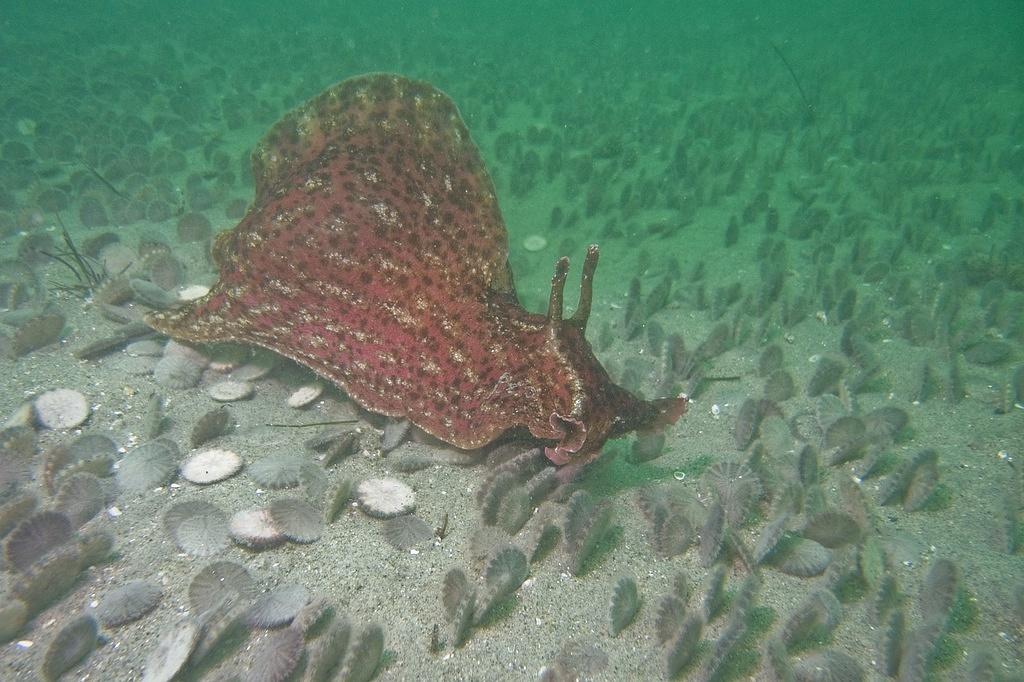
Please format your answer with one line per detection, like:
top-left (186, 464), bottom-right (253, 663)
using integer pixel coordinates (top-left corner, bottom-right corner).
top-left (1, 2), bottom-right (1023, 680)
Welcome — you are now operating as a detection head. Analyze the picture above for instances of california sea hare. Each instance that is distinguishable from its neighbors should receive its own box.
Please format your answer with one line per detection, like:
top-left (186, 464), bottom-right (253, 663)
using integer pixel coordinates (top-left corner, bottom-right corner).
top-left (146, 74), bottom-right (687, 464)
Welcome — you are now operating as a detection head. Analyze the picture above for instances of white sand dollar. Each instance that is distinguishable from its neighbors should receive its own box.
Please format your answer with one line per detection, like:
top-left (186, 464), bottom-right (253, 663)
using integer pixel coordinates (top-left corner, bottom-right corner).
top-left (180, 448), bottom-right (243, 484)
top-left (287, 383), bottom-right (323, 408)
top-left (125, 339), bottom-right (164, 357)
top-left (523, 234), bottom-right (547, 252)
top-left (207, 380), bottom-right (254, 402)
top-left (229, 508), bottom-right (284, 549)
top-left (356, 477), bottom-right (415, 518)
top-left (34, 389), bottom-right (90, 430)
top-left (229, 352), bottom-right (278, 381)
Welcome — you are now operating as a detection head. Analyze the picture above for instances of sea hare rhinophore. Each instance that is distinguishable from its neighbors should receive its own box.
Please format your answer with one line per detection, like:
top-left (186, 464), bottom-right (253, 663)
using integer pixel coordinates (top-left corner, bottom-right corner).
top-left (146, 74), bottom-right (687, 464)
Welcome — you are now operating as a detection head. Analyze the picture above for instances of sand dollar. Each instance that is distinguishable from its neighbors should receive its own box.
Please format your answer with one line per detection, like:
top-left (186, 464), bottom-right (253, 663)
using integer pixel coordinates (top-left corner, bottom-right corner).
top-left (356, 478), bottom-right (415, 518)
top-left (180, 448), bottom-right (243, 484)
top-left (207, 379), bottom-right (254, 402)
top-left (34, 389), bottom-right (90, 430)
top-left (522, 234), bottom-right (548, 252)
top-left (229, 508), bottom-right (284, 549)
top-left (287, 383), bottom-right (323, 408)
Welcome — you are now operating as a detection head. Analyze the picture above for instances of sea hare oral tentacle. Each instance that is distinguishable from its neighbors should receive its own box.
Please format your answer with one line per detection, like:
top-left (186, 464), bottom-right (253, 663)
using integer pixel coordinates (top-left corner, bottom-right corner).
top-left (547, 257), bottom-right (570, 324)
top-left (569, 244), bottom-right (599, 332)
top-left (145, 73), bottom-right (687, 464)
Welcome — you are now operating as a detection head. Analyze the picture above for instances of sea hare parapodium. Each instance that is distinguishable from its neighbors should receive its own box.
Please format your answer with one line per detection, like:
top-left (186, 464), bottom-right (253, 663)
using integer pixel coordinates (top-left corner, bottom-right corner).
top-left (146, 74), bottom-right (687, 464)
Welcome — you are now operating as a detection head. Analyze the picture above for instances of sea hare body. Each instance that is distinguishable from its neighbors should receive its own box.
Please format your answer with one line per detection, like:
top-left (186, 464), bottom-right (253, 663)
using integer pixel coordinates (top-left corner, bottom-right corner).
top-left (146, 74), bottom-right (687, 464)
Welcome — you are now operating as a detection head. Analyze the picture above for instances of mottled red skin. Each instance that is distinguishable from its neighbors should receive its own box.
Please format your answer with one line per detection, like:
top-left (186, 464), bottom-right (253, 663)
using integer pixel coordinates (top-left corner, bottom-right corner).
top-left (146, 74), bottom-right (687, 464)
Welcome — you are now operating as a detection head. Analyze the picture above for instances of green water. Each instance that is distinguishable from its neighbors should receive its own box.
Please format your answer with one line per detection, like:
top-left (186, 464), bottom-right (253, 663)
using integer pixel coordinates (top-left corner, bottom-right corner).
top-left (1, 1), bottom-right (1022, 680)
